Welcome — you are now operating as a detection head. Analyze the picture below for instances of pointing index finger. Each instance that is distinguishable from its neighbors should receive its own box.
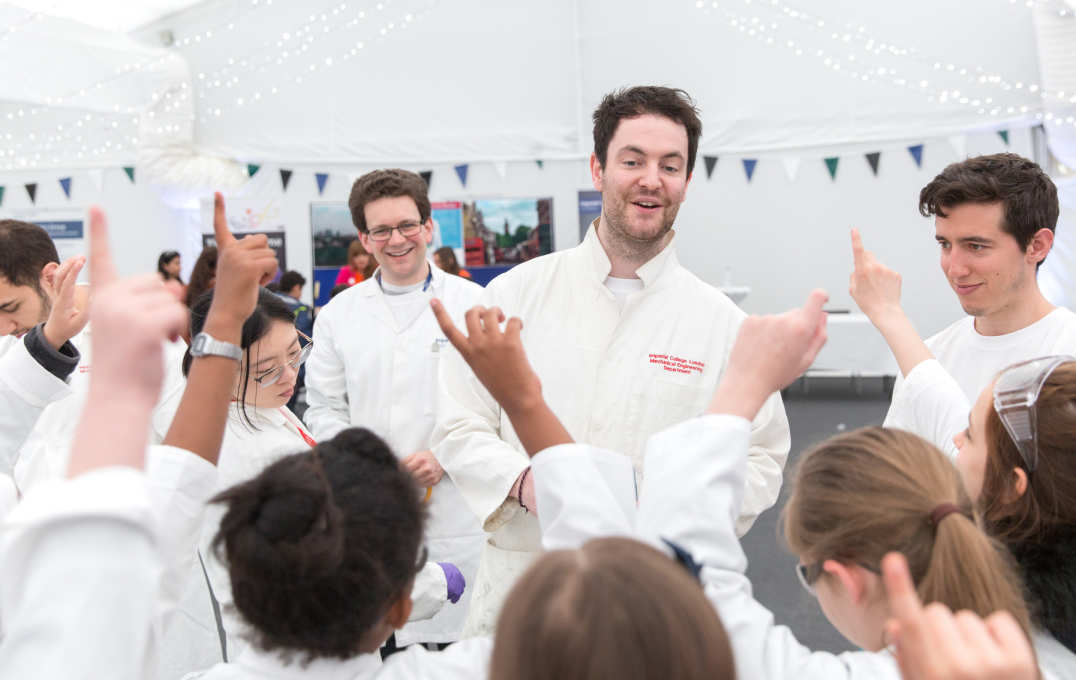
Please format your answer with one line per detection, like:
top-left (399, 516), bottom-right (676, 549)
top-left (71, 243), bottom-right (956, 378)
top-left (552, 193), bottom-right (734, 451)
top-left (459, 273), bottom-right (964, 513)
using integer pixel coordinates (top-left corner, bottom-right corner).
top-left (851, 228), bottom-right (867, 269)
top-left (87, 206), bottom-right (117, 286)
top-left (213, 192), bottom-right (236, 247)
top-left (430, 299), bottom-right (469, 354)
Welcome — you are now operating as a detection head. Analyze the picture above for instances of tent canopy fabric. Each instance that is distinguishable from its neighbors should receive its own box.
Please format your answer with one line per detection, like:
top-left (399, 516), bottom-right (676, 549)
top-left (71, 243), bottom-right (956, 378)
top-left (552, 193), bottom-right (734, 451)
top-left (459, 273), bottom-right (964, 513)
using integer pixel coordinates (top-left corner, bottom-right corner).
top-left (0, 0), bottom-right (1066, 171)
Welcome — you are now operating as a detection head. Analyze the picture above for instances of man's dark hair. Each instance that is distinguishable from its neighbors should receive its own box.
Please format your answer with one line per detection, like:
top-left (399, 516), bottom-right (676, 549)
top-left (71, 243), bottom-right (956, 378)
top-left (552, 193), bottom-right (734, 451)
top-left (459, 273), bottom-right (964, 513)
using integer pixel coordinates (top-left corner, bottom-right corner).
top-left (919, 153), bottom-right (1059, 255)
top-left (278, 270), bottom-right (306, 293)
top-left (0, 220), bottom-right (59, 290)
top-left (211, 427), bottom-right (425, 661)
top-left (592, 86), bottom-right (703, 176)
top-left (348, 169), bottom-right (431, 233)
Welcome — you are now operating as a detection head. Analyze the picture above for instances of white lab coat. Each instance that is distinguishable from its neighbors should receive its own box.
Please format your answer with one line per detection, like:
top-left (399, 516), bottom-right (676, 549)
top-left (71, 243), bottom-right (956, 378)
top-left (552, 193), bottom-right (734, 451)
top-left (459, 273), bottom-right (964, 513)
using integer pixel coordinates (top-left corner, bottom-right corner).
top-left (7, 326), bottom-right (189, 494)
top-left (432, 226), bottom-right (790, 636)
top-left (304, 263), bottom-right (485, 645)
top-left (0, 467), bottom-right (159, 680)
top-left (0, 334), bottom-right (74, 475)
top-left (533, 415), bottom-right (1070, 680)
top-left (183, 637), bottom-right (493, 680)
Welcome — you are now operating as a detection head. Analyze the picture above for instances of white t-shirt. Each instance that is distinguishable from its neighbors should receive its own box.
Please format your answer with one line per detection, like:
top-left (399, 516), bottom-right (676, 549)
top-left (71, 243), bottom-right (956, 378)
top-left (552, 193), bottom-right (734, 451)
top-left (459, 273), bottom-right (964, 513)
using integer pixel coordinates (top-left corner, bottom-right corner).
top-left (604, 275), bottom-right (644, 310)
top-left (885, 307), bottom-right (1076, 427)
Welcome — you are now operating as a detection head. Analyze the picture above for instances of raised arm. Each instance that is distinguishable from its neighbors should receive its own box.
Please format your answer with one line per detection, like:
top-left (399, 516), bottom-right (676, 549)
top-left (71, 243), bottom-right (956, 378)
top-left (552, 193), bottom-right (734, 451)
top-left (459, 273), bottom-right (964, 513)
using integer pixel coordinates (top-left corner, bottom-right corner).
top-left (430, 297), bottom-right (558, 525)
top-left (68, 208), bottom-right (189, 476)
top-left (162, 193), bottom-right (278, 464)
top-left (848, 228), bottom-right (932, 377)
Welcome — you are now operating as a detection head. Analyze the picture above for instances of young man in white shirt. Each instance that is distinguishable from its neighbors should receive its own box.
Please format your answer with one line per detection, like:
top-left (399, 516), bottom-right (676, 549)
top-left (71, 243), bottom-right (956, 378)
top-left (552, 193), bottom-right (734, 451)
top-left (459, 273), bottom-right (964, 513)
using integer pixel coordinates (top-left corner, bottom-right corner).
top-left (431, 85), bottom-right (792, 636)
top-left (881, 153), bottom-right (1076, 427)
top-left (304, 169), bottom-right (484, 648)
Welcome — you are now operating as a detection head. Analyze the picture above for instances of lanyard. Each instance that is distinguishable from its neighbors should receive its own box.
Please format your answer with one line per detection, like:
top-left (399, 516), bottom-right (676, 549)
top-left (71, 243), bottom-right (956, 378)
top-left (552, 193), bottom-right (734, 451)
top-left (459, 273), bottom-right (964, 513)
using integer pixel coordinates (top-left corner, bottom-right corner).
top-left (376, 264), bottom-right (433, 293)
top-left (279, 408), bottom-right (317, 448)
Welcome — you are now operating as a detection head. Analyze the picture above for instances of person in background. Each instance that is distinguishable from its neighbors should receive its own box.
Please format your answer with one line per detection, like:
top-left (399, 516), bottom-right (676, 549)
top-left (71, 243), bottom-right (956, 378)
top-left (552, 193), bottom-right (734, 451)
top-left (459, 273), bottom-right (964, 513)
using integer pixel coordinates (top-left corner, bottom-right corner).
top-left (185, 246), bottom-right (219, 309)
top-left (433, 246), bottom-right (472, 280)
top-left (274, 270), bottom-right (313, 411)
top-left (335, 239), bottom-right (377, 287)
top-left (274, 270), bottom-right (313, 339)
top-left (329, 283), bottom-right (349, 300)
top-left (158, 250), bottom-right (184, 284)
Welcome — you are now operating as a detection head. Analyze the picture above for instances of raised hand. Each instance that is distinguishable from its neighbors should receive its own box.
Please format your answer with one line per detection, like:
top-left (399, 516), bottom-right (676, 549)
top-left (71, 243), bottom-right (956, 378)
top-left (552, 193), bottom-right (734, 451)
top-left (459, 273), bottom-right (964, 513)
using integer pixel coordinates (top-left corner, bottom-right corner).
top-left (68, 206), bottom-right (188, 476)
top-left (883, 553), bottom-right (1036, 680)
top-left (41, 254), bottom-right (88, 349)
top-left (849, 228), bottom-right (903, 322)
top-left (207, 192), bottom-right (278, 326)
top-left (709, 289), bottom-right (828, 420)
top-left (85, 207), bottom-right (188, 405)
top-left (430, 300), bottom-right (542, 416)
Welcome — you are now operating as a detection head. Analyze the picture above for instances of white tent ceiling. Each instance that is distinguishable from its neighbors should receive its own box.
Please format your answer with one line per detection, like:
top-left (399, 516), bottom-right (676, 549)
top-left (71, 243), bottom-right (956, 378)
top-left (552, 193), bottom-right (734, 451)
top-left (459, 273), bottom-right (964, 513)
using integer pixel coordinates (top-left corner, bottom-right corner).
top-left (0, 0), bottom-right (1073, 174)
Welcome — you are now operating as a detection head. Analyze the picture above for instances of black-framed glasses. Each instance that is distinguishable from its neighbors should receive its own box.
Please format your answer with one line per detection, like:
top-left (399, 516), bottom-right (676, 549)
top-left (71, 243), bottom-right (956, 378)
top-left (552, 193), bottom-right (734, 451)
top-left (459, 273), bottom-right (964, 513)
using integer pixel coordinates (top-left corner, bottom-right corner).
top-left (367, 220), bottom-right (424, 242)
top-left (796, 559), bottom-right (880, 596)
top-left (253, 330), bottom-right (313, 386)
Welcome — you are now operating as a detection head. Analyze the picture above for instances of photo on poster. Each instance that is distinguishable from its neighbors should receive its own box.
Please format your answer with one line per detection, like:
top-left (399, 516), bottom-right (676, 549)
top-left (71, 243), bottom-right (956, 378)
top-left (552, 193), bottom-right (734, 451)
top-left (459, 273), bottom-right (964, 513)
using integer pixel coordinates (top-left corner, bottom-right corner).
top-left (578, 190), bottom-right (602, 241)
top-left (203, 232), bottom-right (287, 272)
top-left (462, 197), bottom-right (553, 266)
top-left (310, 202), bottom-right (356, 267)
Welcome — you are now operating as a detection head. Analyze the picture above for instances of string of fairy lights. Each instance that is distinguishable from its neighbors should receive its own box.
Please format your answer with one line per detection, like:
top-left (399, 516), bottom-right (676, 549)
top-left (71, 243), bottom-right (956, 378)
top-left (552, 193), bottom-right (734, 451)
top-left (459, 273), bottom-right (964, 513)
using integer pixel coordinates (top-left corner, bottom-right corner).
top-left (0, 0), bottom-right (1073, 173)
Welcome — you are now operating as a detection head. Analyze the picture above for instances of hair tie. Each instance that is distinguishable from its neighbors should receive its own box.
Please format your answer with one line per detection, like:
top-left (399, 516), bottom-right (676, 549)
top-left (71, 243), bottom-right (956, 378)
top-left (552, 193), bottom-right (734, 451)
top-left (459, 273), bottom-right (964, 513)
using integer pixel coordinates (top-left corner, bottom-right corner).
top-left (929, 503), bottom-right (963, 526)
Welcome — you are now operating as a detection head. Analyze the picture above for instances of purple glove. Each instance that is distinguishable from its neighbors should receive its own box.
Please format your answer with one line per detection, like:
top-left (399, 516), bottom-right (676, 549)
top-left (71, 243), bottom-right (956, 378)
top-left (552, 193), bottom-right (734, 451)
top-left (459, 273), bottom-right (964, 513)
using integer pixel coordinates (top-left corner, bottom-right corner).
top-left (438, 562), bottom-right (465, 604)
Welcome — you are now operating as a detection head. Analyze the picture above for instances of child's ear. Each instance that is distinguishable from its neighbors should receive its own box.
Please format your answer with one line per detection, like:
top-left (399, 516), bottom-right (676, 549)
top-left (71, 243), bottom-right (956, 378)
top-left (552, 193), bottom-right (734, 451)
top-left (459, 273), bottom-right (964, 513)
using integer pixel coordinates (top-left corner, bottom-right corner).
top-left (385, 591), bottom-right (413, 630)
top-left (822, 559), bottom-right (875, 604)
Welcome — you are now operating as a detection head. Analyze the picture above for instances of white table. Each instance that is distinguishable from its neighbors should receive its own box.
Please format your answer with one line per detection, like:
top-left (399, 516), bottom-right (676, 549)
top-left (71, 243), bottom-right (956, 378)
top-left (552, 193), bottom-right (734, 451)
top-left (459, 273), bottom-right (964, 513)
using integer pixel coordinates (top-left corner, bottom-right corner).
top-left (804, 313), bottom-right (898, 395)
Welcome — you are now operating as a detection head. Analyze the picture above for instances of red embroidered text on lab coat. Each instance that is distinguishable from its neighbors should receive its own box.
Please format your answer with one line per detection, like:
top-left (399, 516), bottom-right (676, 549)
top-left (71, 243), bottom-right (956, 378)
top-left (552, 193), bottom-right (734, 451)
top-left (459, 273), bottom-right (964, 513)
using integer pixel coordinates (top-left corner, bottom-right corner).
top-left (648, 354), bottom-right (705, 375)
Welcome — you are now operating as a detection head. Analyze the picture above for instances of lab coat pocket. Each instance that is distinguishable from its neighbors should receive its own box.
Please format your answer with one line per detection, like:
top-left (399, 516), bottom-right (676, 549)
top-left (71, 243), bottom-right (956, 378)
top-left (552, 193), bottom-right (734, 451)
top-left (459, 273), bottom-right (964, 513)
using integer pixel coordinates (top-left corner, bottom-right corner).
top-left (629, 377), bottom-right (710, 455)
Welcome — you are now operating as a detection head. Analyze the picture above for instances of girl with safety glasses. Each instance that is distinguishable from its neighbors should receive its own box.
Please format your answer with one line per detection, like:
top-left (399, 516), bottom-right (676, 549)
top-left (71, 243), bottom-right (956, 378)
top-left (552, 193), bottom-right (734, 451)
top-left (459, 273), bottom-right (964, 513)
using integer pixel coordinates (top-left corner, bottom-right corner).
top-left (851, 235), bottom-right (1076, 677)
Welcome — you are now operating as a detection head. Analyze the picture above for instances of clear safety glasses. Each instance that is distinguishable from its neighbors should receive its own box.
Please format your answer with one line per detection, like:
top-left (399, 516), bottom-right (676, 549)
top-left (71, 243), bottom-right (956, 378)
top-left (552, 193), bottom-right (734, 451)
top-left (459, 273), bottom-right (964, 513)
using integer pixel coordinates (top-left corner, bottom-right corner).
top-left (992, 354), bottom-right (1075, 472)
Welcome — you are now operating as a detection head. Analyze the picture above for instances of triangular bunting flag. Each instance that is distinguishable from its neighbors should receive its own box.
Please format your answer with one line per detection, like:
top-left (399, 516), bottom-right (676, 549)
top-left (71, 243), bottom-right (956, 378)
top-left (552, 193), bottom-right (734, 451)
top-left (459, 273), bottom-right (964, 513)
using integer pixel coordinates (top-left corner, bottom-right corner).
top-left (59, 177), bottom-right (72, 199)
top-left (907, 145), bottom-right (924, 168)
top-left (948, 134), bottom-right (968, 159)
top-left (536, 159), bottom-right (544, 169)
top-left (280, 169), bottom-right (293, 191)
top-left (454, 163), bottom-right (469, 187)
top-left (315, 172), bottom-right (329, 195)
top-left (703, 155), bottom-right (718, 179)
top-left (742, 159), bottom-right (758, 182)
top-left (824, 157), bottom-right (839, 181)
top-left (782, 157), bottom-right (801, 182)
top-left (998, 130), bottom-right (1010, 145)
top-left (865, 152), bottom-right (881, 176)
top-left (87, 169), bottom-right (104, 192)
top-left (0, 186), bottom-right (5, 207)
top-left (247, 164), bottom-right (261, 178)
top-left (493, 161), bottom-right (508, 179)
top-left (419, 170), bottom-right (432, 187)
top-left (25, 183), bottom-right (37, 204)
top-left (123, 166), bottom-right (135, 183)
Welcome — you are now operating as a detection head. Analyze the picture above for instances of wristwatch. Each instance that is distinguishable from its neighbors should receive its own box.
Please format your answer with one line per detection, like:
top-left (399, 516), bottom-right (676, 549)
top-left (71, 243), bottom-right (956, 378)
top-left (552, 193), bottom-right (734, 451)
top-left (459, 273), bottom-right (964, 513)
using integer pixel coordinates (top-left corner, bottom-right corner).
top-left (190, 332), bottom-right (243, 362)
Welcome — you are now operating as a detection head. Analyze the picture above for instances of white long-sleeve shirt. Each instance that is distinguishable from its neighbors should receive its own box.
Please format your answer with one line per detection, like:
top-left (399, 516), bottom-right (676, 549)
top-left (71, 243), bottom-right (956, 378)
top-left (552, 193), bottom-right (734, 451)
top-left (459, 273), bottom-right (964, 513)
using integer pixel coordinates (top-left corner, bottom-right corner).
top-left (884, 307), bottom-right (1076, 429)
top-left (432, 226), bottom-right (790, 635)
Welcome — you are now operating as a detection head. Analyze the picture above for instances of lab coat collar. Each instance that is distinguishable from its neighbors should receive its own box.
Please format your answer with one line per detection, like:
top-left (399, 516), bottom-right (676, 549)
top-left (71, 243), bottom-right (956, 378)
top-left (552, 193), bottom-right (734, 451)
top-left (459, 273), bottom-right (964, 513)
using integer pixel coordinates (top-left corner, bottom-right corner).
top-left (235, 644), bottom-right (382, 679)
top-left (581, 220), bottom-right (680, 288)
top-left (358, 260), bottom-right (442, 297)
top-left (358, 260), bottom-right (440, 333)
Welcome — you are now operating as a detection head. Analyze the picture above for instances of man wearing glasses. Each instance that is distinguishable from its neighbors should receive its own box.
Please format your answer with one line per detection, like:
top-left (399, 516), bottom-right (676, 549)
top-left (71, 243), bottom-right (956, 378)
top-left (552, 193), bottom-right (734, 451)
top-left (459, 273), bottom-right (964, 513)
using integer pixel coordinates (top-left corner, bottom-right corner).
top-left (304, 168), bottom-right (483, 650)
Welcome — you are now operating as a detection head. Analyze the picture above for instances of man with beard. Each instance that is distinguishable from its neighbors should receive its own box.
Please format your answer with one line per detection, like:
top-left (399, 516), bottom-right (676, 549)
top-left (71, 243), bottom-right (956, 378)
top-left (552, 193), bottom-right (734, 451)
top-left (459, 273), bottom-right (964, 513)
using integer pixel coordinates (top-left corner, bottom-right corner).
top-left (431, 86), bottom-right (791, 636)
top-left (0, 218), bottom-right (187, 491)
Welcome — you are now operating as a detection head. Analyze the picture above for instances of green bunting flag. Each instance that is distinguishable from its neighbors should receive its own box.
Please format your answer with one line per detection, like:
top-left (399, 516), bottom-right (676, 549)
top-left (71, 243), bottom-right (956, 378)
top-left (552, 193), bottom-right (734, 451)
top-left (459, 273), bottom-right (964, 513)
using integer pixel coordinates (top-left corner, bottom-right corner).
top-left (247, 164), bottom-right (261, 178)
top-left (824, 157), bottom-right (839, 181)
top-left (536, 159), bottom-right (544, 169)
top-left (0, 186), bottom-right (4, 206)
top-left (998, 130), bottom-right (1010, 145)
top-left (123, 166), bottom-right (135, 183)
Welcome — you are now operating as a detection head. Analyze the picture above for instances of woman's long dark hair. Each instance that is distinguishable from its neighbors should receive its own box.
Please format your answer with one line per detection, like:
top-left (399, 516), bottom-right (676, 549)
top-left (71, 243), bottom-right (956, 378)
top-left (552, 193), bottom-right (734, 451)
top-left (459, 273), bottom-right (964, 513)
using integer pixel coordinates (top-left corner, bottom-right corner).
top-left (184, 287), bottom-right (296, 427)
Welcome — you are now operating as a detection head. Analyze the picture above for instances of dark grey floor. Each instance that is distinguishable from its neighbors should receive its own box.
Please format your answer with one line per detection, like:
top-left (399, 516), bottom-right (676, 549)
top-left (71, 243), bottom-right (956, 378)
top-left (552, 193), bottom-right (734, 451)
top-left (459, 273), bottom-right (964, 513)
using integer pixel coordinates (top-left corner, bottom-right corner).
top-left (740, 377), bottom-right (893, 654)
